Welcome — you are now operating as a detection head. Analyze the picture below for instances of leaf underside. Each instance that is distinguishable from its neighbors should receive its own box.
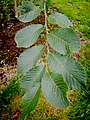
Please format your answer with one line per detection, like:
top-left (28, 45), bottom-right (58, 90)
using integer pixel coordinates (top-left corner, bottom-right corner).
top-left (47, 28), bottom-right (80, 54)
top-left (20, 84), bottom-right (41, 120)
top-left (17, 45), bottom-right (45, 75)
top-left (42, 71), bottom-right (69, 108)
top-left (48, 12), bottom-right (73, 28)
top-left (48, 53), bottom-right (87, 91)
top-left (21, 65), bottom-right (45, 93)
top-left (18, 6), bottom-right (41, 23)
top-left (17, 1), bottom-right (36, 14)
top-left (15, 24), bottom-right (44, 48)
top-left (20, 65), bottom-right (45, 120)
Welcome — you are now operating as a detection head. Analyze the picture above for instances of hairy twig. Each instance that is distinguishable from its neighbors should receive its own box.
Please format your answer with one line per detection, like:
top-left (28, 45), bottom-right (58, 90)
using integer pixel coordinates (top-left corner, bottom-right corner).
top-left (44, 0), bottom-right (48, 34)
top-left (44, 0), bottom-right (50, 52)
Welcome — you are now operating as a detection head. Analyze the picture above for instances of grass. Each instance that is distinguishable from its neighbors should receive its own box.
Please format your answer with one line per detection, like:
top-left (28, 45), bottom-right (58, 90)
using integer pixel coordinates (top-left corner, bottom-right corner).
top-left (78, 44), bottom-right (90, 85)
top-left (0, 77), bottom-right (22, 120)
top-left (51, 0), bottom-right (90, 40)
top-left (26, 94), bottom-right (68, 120)
top-left (67, 91), bottom-right (90, 120)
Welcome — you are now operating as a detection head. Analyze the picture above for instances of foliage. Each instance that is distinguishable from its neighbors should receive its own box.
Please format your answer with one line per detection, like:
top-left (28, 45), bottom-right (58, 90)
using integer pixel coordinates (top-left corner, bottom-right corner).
top-left (0, 0), bottom-right (15, 27)
top-left (67, 91), bottom-right (90, 120)
top-left (0, 77), bottom-right (21, 119)
top-left (14, 0), bottom-right (87, 119)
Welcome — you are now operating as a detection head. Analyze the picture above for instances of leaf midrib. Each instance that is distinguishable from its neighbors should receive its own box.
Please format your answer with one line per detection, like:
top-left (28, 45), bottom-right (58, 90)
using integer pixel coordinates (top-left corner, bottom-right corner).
top-left (18, 46), bottom-right (44, 74)
top-left (50, 54), bottom-right (85, 86)
top-left (48, 32), bottom-right (69, 45)
top-left (19, 7), bottom-right (40, 22)
top-left (49, 14), bottom-right (71, 27)
top-left (23, 84), bottom-right (40, 111)
top-left (25, 25), bottom-right (43, 47)
top-left (48, 72), bottom-right (66, 97)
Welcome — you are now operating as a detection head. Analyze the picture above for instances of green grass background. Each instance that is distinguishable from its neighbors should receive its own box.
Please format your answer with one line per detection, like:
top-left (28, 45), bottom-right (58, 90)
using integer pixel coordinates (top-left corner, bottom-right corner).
top-left (51, 0), bottom-right (90, 40)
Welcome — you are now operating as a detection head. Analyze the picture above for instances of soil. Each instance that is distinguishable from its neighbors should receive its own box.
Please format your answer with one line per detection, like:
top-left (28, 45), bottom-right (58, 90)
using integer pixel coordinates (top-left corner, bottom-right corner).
top-left (0, 20), bottom-right (33, 66)
top-left (0, 19), bottom-right (28, 87)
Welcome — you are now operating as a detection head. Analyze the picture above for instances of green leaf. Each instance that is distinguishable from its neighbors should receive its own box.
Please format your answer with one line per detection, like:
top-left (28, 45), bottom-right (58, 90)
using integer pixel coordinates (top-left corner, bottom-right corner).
top-left (47, 28), bottom-right (80, 54)
top-left (21, 65), bottom-right (45, 93)
top-left (48, 53), bottom-right (87, 91)
top-left (39, 0), bottom-right (50, 11)
top-left (17, 1), bottom-right (36, 15)
top-left (17, 45), bottom-right (45, 75)
top-left (39, 0), bottom-right (44, 9)
top-left (20, 84), bottom-right (41, 120)
top-left (42, 71), bottom-right (69, 108)
top-left (18, 7), bottom-right (41, 23)
top-left (15, 24), bottom-right (44, 48)
top-left (46, 0), bottom-right (50, 12)
top-left (48, 12), bottom-right (73, 28)
top-left (20, 65), bottom-right (45, 120)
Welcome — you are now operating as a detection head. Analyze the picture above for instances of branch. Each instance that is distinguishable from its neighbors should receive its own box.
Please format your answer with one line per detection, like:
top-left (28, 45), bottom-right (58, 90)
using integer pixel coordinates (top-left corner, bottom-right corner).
top-left (44, 0), bottom-right (49, 53)
top-left (44, 0), bottom-right (50, 70)
top-left (44, 0), bottom-right (48, 34)
top-left (15, 0), bottom-right (21, 18)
